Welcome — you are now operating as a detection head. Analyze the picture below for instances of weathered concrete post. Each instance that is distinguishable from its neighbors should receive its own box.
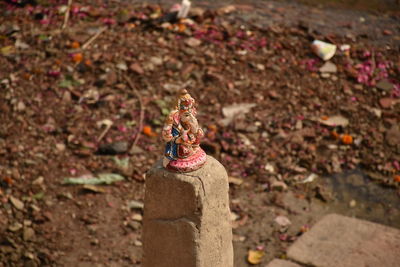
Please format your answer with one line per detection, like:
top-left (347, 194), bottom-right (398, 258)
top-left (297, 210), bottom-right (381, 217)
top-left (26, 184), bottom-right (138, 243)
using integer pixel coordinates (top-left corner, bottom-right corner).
top-left (142, 155), bottom-right (233, 267)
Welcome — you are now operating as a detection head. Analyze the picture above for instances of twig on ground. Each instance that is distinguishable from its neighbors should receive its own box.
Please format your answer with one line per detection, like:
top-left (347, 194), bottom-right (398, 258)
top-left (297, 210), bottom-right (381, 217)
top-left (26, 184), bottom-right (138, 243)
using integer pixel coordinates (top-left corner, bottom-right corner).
top-left (81, 27), bottom-right (107, 50)
top-left (61, 0), bottom-right (73, 30)
top-left (97, 120), bottom-right (113, 142)
top-left (123, 75), bottom-right (144, 153)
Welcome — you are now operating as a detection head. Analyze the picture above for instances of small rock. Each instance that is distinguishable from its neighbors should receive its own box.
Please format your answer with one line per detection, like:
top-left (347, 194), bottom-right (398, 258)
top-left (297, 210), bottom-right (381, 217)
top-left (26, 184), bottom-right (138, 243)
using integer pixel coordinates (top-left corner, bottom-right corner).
top-left (23, 251), bottom-right (35, 260)
top-left (189, 7), bottom-right (205, 17)
top-left (30, 204), bottom-right (40, 212)
top-left (132, 214), bottom-right (143, 221)
top-left (17, 101), bottom-right (26, 111)
top-left (15, 39), bottom-right (30, 50)
top-left (228, 176), bottom-right (244, 186)
top-left (354, 84), bottom-right (363, 90)
top-left (8, 222), bottom-right (23, 232)
top-left (150, 57), bottom-right (163, 66)
top-left (298, 173), bottom-right (318, 183)
top-left (217, 5), bottom-right (236, 15)
top-left (116, 62), bottom-right (128, 71)
top-left (97, 141), bottom-right (128, 155)
top-left (295, 120), bottom-right (303, 130)
top-left (386, 125), bottom-right (400, 146)
top-left (268, 90), bottom-right (280, 99)
top-left (354, 137), bottom-right (363, 146)
top-left (230, 212), bottom-right (240, 222)
top-left (11, 168), bottom-right (20, 179)
top-left (376, 80), bottom-right (394, 91)
top-left (9, 196), bottom-right (24, 210)
top-left (87, 224), bottom-right (98, 234)
top-left (23, 227), bottom-right (35, 241)
top-left (134, 240), bottom-right (142, 246)
top-left (55, 143), bottom-right (66, 151)
top-left (383, 29), bottom-right (393, 35)
top-left (232, 234), bottom-right (246, 242)
top-left (320, 73), bottom-right (331, 78)
top-left (256, 64), bottom-right (265, 71)
top-left (32, 176), bottom-right (44, 185)
top-left (265, 163), bottom-right (275, 173)
top-left (90, 238), bottom-right (99, 245)
top-left (319, 61), bottom-right (337, 73)
top-left (349, 199), bottom-right (357, 208)
top-left (62, 91), bottom-right (71, 102)
top-left (128, 200), bottom-right (144, 210)
top-left (128, 221), bottom-right (141, 230)
top-left (274, 215), bottom-right (292, 227)
top-left (271, 180), bottom-right (288, 191)
top-left (379, 98), bottom-right (394, 109)
top-left (129, 62), bottom-right (144, 75)
top-left (161, 22), bottom-right (172, 29)
top-left (371, 108), bottom-right (382, 118)
top-left (185, 37), bottom-right (202, 47)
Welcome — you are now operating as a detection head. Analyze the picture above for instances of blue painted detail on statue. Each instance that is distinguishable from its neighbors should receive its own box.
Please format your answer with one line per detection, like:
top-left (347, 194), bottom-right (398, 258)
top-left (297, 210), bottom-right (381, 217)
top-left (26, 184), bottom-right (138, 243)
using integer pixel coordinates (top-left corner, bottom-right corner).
top-left (165, 127), bottom-right (179, 160)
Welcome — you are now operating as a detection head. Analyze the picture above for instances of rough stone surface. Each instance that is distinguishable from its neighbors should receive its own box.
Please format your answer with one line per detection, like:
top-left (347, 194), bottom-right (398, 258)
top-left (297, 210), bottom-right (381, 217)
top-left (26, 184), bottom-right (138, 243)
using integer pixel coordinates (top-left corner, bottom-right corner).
top-left (265, 259), bottom-right (302, 267)
top-left (142, 155), bottom-right (233, 267)
top-left (287, 213), bottom-right (400, 267)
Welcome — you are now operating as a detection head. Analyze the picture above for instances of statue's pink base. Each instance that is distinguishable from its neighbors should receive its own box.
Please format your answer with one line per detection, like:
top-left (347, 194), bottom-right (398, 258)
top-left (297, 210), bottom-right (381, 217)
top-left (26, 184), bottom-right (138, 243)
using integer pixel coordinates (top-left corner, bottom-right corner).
top-left (166, 149), bottom-right (207, 173)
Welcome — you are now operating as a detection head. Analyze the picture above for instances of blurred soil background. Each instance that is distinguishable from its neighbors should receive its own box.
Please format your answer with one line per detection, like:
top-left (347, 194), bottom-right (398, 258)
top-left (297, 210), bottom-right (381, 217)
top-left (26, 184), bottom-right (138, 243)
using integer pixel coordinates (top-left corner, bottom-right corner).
top-left (0, 0), bottom-right (399, 266)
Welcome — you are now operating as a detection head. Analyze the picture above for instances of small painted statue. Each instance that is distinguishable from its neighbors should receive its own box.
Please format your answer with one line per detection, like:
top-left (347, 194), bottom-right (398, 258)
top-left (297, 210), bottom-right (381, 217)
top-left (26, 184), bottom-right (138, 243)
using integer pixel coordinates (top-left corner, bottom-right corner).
top-left (162, 89), bottom-right (206, 172)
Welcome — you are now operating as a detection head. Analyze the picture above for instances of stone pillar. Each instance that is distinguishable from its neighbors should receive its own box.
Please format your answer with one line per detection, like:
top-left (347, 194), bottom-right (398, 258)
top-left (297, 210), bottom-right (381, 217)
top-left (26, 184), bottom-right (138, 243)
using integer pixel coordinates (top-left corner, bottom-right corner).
top-left (142, 155), bottom-right (233, 267)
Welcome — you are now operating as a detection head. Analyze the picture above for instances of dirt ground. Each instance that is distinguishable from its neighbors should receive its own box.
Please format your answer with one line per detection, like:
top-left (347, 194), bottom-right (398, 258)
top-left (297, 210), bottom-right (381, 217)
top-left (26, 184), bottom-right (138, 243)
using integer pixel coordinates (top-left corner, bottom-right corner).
top-left (0, 0), bottom-right (399, 266)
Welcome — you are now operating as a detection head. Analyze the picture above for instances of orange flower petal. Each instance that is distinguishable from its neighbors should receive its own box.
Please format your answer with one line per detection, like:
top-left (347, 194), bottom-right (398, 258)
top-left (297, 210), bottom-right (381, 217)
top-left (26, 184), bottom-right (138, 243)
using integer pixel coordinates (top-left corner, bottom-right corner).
top-left (143, 125), bottom-right (157, 137)
top-left (321, 115), bottom-right (329, 121)
top-left (341, 134), bottom-right (353, 145)
top-left (71, 41), bottom-right (80, 49)
top-left (84, 59), bottom-right (92, 66)
top-left (72, 53), bottom-right (83, 63)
